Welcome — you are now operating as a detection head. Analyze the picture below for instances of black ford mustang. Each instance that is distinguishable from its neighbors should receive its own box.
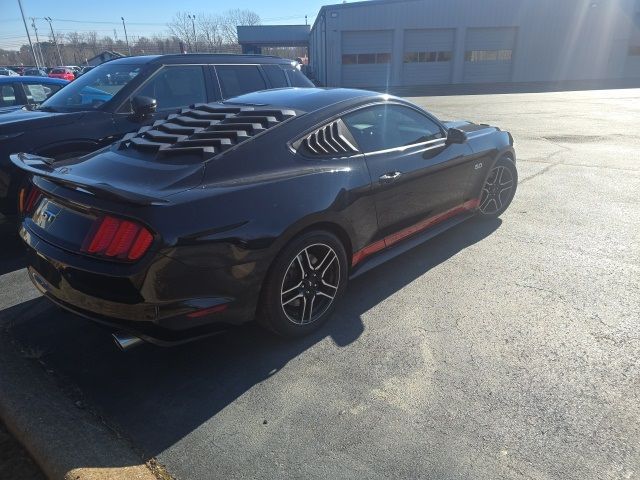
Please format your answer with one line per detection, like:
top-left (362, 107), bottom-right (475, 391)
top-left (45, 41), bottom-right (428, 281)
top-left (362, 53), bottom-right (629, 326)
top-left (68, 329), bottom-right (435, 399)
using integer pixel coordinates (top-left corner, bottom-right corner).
top-left (12, 88), bottom-right (517, 347)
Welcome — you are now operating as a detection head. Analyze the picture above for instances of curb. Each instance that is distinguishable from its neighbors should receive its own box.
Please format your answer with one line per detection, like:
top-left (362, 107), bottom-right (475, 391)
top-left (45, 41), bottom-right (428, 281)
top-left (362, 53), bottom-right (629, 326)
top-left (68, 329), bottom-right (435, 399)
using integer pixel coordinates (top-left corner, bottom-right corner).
top-left (0, 300), bottom-right (160, 480)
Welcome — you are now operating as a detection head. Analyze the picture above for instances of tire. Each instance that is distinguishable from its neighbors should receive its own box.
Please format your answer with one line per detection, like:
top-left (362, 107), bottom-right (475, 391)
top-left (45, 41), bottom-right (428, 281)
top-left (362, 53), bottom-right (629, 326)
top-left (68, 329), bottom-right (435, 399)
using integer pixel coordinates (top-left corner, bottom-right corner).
top-left (258, 230), bottom-right (348, 337)
top-left (478, 156), bottom-right (518, 219)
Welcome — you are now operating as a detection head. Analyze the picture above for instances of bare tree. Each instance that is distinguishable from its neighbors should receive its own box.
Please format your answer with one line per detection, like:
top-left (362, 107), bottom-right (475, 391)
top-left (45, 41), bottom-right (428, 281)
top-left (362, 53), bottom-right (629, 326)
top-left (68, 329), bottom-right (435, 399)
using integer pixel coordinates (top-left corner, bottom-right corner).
top-left (85, 31), bottom-right (99, 57)
top-left (219, 9), bottom-right (261, 45)
top-left (197, 13), bottom-right (223, 52)
top-left (168, 12), bottom-right (197, 52)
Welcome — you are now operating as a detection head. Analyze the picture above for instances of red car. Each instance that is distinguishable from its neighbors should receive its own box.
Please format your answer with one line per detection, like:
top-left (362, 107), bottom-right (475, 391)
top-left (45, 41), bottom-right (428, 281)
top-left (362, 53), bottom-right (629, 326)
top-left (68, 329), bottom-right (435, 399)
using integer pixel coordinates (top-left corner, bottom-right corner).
top-left (48, 67), bottom-right (75, 82)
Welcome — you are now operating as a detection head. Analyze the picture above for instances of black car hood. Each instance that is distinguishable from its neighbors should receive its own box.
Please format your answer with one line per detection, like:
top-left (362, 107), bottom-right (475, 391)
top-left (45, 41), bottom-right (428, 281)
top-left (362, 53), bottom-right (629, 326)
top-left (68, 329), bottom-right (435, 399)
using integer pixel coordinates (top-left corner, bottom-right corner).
top-left (0, 108), bottom-right (84, 131)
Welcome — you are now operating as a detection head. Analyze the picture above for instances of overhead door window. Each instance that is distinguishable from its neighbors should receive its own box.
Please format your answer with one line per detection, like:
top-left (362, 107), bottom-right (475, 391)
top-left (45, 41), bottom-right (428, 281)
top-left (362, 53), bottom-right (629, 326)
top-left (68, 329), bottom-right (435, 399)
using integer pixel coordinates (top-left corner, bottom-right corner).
top-left (216, 65), bottom-right (267, 98)
top-left (137, 65), bottom-right (207, 110)
top-left (343, 104), bottom-right (443, 153)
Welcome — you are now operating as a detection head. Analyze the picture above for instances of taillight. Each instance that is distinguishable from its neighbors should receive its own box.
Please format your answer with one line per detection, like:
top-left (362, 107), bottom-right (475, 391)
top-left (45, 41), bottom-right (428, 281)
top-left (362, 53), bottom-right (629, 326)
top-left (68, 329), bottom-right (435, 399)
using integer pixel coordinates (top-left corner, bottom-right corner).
top-left (82, 215), bottom-right (154, 261)
top-left (19, 185), bottom-right (42, 215)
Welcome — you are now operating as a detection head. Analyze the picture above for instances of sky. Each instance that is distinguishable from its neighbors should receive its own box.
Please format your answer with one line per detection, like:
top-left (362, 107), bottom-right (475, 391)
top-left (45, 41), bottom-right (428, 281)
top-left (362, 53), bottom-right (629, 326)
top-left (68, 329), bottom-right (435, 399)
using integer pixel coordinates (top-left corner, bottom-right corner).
top-left (1, 0), bottom-right (334, 50)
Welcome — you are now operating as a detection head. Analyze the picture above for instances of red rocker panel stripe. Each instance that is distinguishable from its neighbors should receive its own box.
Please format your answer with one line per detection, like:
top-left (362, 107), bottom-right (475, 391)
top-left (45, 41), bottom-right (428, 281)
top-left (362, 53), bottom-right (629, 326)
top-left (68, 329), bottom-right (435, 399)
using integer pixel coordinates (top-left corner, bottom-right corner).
top-left (352, 198), bottom-right (480, 267)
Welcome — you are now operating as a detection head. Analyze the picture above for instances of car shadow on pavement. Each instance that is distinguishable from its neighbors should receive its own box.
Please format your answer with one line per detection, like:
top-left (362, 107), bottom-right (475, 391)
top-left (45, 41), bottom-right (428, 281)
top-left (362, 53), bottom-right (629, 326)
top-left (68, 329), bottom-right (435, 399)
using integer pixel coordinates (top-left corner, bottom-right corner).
top-left (0, 230), bottom-right (25, 277)
top-left (2, 217), bottom-right (501, 462)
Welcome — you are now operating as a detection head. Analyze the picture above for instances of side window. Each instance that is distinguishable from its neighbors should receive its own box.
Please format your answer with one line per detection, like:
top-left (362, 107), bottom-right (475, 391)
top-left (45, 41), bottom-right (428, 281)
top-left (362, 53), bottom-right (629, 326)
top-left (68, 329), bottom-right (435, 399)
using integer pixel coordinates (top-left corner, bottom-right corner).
top-left (262, 64), bottom-right (288, 88)
top-left (137, 65), bottom-right (207, 111)
top-left (23, 83), bottom-right (62, 103)
top-left (215, 65), bottom-right (267, 98)
top-left (342, 104), bottom-right (444, 153)
top-left (0, 85), bottom-right (18, 107)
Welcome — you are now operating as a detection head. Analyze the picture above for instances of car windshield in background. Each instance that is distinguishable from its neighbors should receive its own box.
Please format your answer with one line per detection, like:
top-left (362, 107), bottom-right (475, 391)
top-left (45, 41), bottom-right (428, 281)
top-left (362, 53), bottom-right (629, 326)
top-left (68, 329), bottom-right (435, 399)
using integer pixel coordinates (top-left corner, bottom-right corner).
top-left (40, 64), bottom-right (141, 111)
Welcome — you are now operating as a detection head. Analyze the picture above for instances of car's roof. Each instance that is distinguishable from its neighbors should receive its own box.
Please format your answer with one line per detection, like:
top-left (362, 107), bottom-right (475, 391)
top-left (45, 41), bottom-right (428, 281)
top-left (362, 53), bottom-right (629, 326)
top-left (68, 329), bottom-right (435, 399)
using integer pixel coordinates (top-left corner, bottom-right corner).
top-left (0, 75), bottom-right (67, 84)
top-left (107, 53), bottom-right (297, 66)
top-left (223, 87), bottom-right (387, 113)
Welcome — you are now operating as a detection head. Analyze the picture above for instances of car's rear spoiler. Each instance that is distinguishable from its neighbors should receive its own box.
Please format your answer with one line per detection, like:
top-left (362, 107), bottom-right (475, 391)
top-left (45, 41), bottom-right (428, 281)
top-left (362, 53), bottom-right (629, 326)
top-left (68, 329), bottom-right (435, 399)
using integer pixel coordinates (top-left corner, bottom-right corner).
top-left (10, 152), bottom-right (167, 206)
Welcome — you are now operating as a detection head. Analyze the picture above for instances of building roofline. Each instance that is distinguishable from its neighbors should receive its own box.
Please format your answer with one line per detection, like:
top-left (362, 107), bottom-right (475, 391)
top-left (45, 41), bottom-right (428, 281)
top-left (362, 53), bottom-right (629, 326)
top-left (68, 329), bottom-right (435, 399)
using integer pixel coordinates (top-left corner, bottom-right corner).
top-left (311, 0), bottom-right (423, 32)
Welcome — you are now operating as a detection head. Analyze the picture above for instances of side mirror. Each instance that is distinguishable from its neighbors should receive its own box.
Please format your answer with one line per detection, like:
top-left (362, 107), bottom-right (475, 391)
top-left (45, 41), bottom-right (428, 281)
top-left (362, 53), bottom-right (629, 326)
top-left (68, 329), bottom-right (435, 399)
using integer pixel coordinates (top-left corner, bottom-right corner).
top-left (131, 96), bottom-right (157, 118)
top-left (446, 127), bottom-right (467, 145)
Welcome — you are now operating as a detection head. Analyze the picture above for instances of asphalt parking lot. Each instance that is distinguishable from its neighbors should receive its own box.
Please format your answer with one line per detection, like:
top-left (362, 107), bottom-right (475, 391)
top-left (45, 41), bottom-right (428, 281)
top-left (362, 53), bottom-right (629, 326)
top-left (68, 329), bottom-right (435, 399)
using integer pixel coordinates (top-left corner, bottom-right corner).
top-left (1, 87), bottom-right (639, 479)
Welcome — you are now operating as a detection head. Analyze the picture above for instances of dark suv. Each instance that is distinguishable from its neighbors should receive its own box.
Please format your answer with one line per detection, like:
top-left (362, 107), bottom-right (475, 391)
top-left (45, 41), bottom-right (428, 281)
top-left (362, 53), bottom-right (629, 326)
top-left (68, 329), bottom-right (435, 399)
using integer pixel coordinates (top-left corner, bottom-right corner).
top-left (0, 54), bottom-right (313, 223)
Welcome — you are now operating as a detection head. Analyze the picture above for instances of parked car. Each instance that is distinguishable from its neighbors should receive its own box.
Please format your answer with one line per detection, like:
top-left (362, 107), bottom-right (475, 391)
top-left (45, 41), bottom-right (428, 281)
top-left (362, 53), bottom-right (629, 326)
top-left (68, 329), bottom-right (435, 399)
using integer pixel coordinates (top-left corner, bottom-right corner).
top-left (22, 68), bottom-right (48, 77)
top-left (78, 66), bottom-right (94, 76)
top-left (11, 88), bottom-right (517, 347)
top-left (65, 65), bottom-right (81, 75)
top-left (0, 76), bottom-right (68, 111)
top-left (0, 54), bottom-right (314, 224)
top-left (48, 67), bottom-right (75, 81)
top-left (0, 68), bottom-right (19, 77)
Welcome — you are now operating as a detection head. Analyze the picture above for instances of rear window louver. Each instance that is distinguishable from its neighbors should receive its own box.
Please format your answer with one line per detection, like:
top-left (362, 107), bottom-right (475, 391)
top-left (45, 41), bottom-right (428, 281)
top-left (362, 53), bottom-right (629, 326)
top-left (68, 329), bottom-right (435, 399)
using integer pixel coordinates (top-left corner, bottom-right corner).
top-left (120, 104), bottom-right (297, 159)
top-left (294, 119), bottom-right (359, 157)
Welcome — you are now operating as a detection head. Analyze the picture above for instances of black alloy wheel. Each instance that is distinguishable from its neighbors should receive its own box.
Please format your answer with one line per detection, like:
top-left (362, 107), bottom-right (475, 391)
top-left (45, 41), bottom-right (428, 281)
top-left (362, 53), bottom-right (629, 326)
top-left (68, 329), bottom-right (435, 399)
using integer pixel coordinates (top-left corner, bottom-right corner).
top-left (259, 231), bottom-right (348, 337)
top-left (479, 156), bottom-right (518, 218)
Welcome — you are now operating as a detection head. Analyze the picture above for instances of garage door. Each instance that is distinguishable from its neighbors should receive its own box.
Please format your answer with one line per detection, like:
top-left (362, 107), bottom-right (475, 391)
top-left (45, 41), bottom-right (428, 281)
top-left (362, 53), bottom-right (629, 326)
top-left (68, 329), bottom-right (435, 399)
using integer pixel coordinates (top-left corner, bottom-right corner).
top-left (341, 30), bottom-right (393, 87)
top-left (463, 27), bottom-right (517, 83)
top-left (625, 23), bottom-right (640, 78)
top-left (402, 29), bottom-right (455, 86)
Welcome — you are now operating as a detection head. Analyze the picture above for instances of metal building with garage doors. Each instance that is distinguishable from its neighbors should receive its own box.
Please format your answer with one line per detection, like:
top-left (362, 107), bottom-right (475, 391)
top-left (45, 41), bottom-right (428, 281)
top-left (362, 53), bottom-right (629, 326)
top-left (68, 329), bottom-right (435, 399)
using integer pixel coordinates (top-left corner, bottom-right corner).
top-left (309, 0), bottom-right (640, 88)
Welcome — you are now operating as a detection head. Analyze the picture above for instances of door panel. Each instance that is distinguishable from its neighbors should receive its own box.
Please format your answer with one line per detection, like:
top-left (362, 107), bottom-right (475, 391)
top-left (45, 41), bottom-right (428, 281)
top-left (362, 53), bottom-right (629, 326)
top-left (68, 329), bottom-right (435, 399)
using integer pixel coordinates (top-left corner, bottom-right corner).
top-left (343, 103), bottom-right (474, 238)
top-left (364, 140), bottom-right (473, 237)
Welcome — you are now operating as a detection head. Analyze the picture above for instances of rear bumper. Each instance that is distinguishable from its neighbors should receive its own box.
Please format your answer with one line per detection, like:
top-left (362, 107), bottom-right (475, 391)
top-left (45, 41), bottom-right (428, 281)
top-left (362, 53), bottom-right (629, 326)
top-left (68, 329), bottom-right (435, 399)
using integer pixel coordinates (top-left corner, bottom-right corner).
top-left (21, 224), bottom-right (264, 345)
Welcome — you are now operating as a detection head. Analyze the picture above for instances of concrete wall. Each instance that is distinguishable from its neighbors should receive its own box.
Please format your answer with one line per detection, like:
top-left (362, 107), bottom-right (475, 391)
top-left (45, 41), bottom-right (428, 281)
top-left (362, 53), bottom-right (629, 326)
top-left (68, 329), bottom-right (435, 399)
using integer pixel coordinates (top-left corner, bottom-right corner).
top-left (309, 0), bottom-right (640, 87)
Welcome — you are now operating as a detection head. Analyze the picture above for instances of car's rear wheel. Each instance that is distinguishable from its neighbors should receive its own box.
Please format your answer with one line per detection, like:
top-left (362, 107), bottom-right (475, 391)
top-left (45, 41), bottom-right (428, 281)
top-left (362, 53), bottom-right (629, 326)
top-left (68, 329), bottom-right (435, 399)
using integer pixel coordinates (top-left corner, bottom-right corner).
top-left (259, 230), bottom-right (348, 337)
top-left (478, 156), bottom-right (517, 218)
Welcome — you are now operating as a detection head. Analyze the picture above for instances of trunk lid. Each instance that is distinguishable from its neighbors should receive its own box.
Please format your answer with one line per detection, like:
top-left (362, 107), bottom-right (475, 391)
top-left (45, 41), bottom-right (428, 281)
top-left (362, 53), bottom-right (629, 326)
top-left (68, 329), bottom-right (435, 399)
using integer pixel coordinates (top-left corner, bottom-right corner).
top-left (13, 147), bottom-right (203, 257)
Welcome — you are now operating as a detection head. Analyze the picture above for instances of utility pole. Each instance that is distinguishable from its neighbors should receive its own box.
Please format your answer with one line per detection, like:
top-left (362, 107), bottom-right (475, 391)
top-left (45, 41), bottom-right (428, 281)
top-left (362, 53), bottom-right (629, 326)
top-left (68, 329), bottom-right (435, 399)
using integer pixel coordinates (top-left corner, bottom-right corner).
top-left (17, 0), bottom-right (38, 68)
top-left (121, 17), bottom-right (131, 56)
top-left (45, 17), bottom-right (63, 66)
top-left (30, 17), bottom-right (45, 68)
top-left (188, 14), bottom-right (197, 52)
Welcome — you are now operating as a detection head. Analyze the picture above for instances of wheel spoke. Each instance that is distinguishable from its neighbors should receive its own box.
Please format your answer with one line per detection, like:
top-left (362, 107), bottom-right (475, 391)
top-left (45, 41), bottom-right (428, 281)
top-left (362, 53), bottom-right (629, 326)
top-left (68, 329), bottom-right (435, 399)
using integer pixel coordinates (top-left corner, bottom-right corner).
top-left (494, 194), bottom-right (503, 211)
top-left (315, 248), bottom-right (336, 272)
top-left (300, 296), bottom-right (307, 322)
top-left (282, 281), bottom-right (302, 297)
top-left (321, 279), bottom-right (338, 290)
top-left (321, 254), bottom-right (337, 277)
top-left (295, 253), bottom-right (306, 275)
top-left (303, 248), bottom-right (314, 271)
top-left (308, 295), bottom-right (316, 322)
top-left (283, 293), bottom-right (303, 306)
top-left (316, 290), bottom-right (335, 300)
top-left (493, 166), bottom-right (503, 186)
top-left (479, 193), bottom-right (493, 211)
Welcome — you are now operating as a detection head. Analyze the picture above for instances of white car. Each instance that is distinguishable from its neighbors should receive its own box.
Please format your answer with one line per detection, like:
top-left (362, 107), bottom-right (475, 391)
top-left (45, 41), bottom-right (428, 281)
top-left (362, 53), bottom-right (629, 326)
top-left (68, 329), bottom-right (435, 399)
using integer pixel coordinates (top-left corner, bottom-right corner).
top-left (0, 68), bottom-right (19, 77)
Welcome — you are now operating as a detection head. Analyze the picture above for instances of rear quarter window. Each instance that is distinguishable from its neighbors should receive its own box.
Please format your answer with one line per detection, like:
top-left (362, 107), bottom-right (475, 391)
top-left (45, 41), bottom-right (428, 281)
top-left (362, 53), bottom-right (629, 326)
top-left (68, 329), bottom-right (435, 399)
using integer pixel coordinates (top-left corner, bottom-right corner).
top-left (285, 68), bottom-right (314, 87)
top-left (262, 64), bottom-right (288, 88)
top-left (215, 65), bottom-right (267, 98)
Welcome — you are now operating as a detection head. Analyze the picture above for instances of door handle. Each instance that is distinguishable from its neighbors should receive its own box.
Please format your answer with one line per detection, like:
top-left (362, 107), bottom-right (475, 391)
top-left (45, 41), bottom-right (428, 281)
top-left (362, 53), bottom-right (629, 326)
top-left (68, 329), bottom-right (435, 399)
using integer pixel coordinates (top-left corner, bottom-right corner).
top-left (379, 171), bottom-right (402, 183)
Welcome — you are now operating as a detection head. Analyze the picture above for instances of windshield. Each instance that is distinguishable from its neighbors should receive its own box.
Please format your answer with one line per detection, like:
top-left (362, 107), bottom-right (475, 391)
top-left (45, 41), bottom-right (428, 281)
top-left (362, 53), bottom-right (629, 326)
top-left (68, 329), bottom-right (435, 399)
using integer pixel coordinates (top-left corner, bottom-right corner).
top-left (41, 63), bottom-right (142, 111)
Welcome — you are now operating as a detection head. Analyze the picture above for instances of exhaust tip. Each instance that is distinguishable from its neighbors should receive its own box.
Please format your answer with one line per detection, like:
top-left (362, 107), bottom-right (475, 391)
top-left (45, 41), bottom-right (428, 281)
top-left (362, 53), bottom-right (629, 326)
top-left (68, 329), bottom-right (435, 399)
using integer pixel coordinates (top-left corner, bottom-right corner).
top-left (112, 332), bottom-right (144, 351)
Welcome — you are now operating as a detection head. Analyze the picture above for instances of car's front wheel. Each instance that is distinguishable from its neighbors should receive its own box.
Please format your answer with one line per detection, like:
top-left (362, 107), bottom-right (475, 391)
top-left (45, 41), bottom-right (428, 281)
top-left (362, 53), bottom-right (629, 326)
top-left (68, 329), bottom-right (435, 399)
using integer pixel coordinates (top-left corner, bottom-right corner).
top-left (478, 156), bottom-right (518, 218)
top-left (259, 230), bottom-right (348, 337)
